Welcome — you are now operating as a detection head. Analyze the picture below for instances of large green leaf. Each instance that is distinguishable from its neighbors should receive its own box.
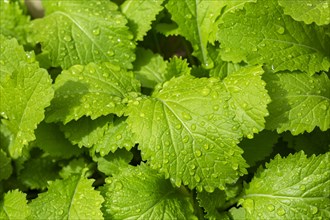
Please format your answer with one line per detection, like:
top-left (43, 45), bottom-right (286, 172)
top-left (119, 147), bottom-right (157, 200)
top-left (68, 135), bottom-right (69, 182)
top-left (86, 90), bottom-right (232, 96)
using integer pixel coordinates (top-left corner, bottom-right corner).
top-left (29, 172), bottom-right (104, 219)
top-left (265, 71), bottom-right (330, 135)
top-left (121, 0), bottom-right (164, 41)
top-left (242, 152), bottom-right (330, 219)
top-left (278, 0), bottom-right (330, 25)
top-left (0, 190), bottom-right (30, 220)
top-left (217, 0), bottom-right (330, 74)
top-left (0, 62), bottom-right (54, 158)
top-left (30, 0), bottom-right (135, 69)
top-left (126, 66), bottom-right (270, 191)
top-left (102, 163), bottom-right (197, 219)
top-left (46, 62), bottom-right (140, 124)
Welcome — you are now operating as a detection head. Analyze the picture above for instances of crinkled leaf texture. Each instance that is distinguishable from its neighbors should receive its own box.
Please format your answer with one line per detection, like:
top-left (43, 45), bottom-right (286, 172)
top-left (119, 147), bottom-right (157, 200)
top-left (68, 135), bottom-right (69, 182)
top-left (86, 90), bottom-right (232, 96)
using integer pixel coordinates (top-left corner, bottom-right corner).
top-left (265, 71), bottom-right (330, 135)
top-left (30, 0), bottom-right (135, 69)
top-left (121, 0), bottom-right (164, 41)
top-left (102, 163), bottom-right (197, 219)
top-left (242, 152), bottom-right (330, 219)
top-left (278, 0), bottom-right (330, 26)
top-left (29, 172), bottom-right (104, 219)
top-left (46, 62), bottom-right (140, 124)
top-left (0, 190), bottom-right (30, 220)
top-left (0, 54), bottom-right (54, 158)
top-left (217, 0), bottom-right (330, 74)
top-left (126, 65), bottom-right (270, 191)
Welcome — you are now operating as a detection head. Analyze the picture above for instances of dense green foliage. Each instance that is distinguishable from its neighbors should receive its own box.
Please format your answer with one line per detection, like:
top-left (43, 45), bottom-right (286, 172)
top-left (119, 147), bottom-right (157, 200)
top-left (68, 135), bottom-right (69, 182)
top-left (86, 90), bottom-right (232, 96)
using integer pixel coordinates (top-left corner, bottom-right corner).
top-left (0, 0), bottom-right (329, 219)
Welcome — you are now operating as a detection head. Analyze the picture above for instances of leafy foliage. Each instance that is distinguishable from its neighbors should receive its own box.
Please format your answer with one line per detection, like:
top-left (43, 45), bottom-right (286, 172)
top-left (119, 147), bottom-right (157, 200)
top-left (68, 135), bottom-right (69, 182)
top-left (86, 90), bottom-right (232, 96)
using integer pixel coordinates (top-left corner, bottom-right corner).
top-left (102, 163), bottom-right (197, 219)
top-left (29, 172), bottom-right (104, 219)
top-left (0, 0), bottom-right (329, 219)
top-left (30, 0), bottom-right (135, 69)
top-left (242, 152), bottom-right (330, 219)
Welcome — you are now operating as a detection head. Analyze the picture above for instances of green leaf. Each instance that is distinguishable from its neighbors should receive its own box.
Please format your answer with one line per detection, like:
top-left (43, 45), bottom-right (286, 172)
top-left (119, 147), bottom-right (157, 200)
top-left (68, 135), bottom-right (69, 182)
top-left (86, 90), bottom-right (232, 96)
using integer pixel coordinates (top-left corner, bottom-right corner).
top-left (59, 158), bottom-right (91, 179)
top-left (19, 156), bottom-right (60, 190)
top-left (127, 72), bottom-right (269, 190)
top-left (223, 65), bottom-right (270, 138)
top-left (0, 0), bottom-right (30, 44)
top-left (197, 189), bottom-right (227, 220)
top-left (0, 149), bottom-right (12, 181)
top-left (102, 163), bottom-right (197, 219)
top-left (45, 62), bottom-right (140, 124)
top-left (60, 116), bottom-right (113, 148)
top-left (91, 117), bottom-right (135, 156)
top-left (121, 0), bottom-right (164, 41)
top-left (166, 56), bottom-right (191, 77)
top-left (264, 71), bottom-right (330, 135)
top-left (0, 62), bottom-right (54, 158)
top-left (94, 148), bottom-right (133, 176)
top-left (30, 0), bottom-right (135, 69)
top-left (240, 131), bottom-right (278, 167)
top-left (0, 35), bottom-right (35, 82)
top-left (0, 190), bottom-right (30, 220)
top-left (164, 0), bottom-right (225, 68)
top-left (35, 122), bottom-right (81, 158)
top-left (29, 172), bottom-right (104, 219)
top-left (278, 0), bottom-right (330, 26)
top-left (208, 45), bottom-right (245, 79)
top-left (133, 48), bottom-right (168, 88)
top-left (242, 152), bottom-right (330, 219)
top-left (217, 1), bottom-right (330, 74)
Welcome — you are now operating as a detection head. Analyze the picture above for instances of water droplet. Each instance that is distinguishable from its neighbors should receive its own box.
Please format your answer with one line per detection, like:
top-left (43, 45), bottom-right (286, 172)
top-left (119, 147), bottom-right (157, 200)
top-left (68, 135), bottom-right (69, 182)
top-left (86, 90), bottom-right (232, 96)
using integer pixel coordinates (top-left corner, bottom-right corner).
top-left (320, 104), bottom-right (328, 110)
top-left (182, 136), bottom-right (189, 143)
top-left (300, 185), bottom-right (306, 191)
top-left (92, 28), bottom-right (100, 35)
top-left (191, 124), bottom-right (196, 131)
top-left (136, 208), bottom-right (141, 213)
top-left (311, 206), bottom-right (318, 214)
top-left (201, 88), bottom-right (211, 96)
top-left (107, 50), bottom-right (114, 56)
top-left (185, 14), bottom-right (192, 19)
top-left (252, 47), bottom-right (258, 52)
top-left (307, 3), bottom-right (313, 7)
top-left (190, 164), bottom-right (196, 170)
top-left (276, 26), bottom-right (285, 34)
top-left (156, 145), bottom-right (161, 150)
top-left (260, 43), bottom-right (266, 47)
top-left (277, 207), bottom-right (286, 216)
top-left (182, 112), bottom-right (192, 120)
top-left (213, 105), bottom-right (219, 111)
top-left (63, 35), bottom-right (72, 42)
top-left (116, 134), bottom-right (122, 140)
top-left (203, 144), bottom-right (209, 150)
top-left (195, 150), bottom-right (202, 157)
top-left (232, 125), bottom-right (239, 131)
top-left (267, 204), bottom-right (275, 212)
top-left (140, 113), bottom-right (145, 117)
top-left (232, 163), bottom-right (238, 170)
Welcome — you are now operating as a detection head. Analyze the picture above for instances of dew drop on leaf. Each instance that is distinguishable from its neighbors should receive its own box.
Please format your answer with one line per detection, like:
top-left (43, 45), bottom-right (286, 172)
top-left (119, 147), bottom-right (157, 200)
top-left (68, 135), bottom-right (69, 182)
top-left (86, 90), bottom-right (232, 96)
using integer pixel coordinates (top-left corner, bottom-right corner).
top-left (299, 184), bottom-right (306, 191)
top-left (191, 124), bottom-right (196, 131)
top-left (201, 88), bottom-right (211, 96)
top-left (276, 26), bottom-right (285, 34)
top-left (92, 28), bottom-right (100, 36)
top-left (182, 112), bottom-right (192, 120)
top-left (276, 207), bottom-right (286, 216)
top-left (63, 35), bottom-right (72, 42)
top-left (195, 150), bottom-right (202, 157)
top-left (267, 204), bottom-right (275, 212)
top-left (175, 124), bottom-right (182, 130)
